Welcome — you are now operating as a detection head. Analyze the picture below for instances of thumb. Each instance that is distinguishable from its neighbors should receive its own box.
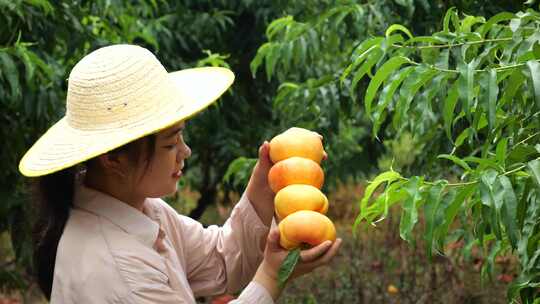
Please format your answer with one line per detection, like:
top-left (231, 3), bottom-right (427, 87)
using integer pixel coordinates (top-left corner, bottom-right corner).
top-left (258, 141), bottom-right (272, 167)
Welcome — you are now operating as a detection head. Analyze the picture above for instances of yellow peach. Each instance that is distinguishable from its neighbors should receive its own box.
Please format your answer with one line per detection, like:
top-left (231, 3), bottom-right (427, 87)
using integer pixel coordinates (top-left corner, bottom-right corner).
top-left (269, 127), bottom-right (325, 164)
top-left (275, 184), bottom-right (328, 221)
top-left (278, 210), bottom-right (336, 250)
top-left (267, 157), bottom-right (324, 193)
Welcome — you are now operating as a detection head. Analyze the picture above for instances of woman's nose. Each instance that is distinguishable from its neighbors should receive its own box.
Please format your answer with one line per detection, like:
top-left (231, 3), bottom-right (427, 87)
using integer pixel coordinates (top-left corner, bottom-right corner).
top-left (177, 142), bottom-right (191, 162)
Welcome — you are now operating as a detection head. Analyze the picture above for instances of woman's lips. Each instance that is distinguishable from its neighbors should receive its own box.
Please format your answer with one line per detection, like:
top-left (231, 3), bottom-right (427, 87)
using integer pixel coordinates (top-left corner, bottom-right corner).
top-left (172, 170), bottom-right (182, 178)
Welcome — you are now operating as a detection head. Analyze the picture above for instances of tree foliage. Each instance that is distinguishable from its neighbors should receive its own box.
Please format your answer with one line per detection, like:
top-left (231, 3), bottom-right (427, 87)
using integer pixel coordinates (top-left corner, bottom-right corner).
top-left (351, 8), bottom-right (540, 301)
top-left (252, 1), bottom-right (539, 302)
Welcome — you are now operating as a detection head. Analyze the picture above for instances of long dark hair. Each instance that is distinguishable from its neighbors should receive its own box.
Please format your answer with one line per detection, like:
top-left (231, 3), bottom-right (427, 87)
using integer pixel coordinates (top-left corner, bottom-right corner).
top-left (32, 134), bottom-right (156, 299)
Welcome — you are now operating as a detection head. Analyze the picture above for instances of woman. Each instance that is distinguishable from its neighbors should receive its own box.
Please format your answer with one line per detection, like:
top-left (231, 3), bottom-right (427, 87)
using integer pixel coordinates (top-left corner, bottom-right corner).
top-left (19, 44), bottom-right (342, 303)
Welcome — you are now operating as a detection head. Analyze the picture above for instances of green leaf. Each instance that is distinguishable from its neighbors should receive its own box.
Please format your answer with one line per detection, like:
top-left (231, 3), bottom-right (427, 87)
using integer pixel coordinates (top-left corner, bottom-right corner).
top-left (443, 81), bottom-right (459, 142)
top-left (364, 56), bottom-right (409, 116)
top-left (480, 170), bottom-right (504, 240)
top-left (277, 248), bottom-right (300, 290)
top-left (463, 156), bottom-right (501, 171)
top-left (496, 138), bottom-right (508, 169)
top-left (533, 41), bottom-right (540, 60)
top-left (528, 159), bottom-right (540, 188)
top-left (250, 43), bottom-right (271, 78)
top-left (400, 177), bottom-right (423, 243)
top-left (499, 176), bottom-right (519, 248)
top-left (457, 60), bottom-right (477, 120)
top-left (341, 38), bottom-right (384, 83)
top-left (481, 241), bottom-right (502, 281)
top-left (354, 171), bottom-right (402, 232)
top-left (350, 47), bottom-right (384, 99)
top-left (480, 12), bottom-right (515, 37)
top-left (0, 51), bottom-right (21, 102)
top-left (443, 7), bottom-right (458, 33)
top-left (436, 184), bottom-right (476, 248)
top-left (365, 180), bottom-right (408, 224)
top-left (480, 169), bottom-right (500, 207)
top-left (527, 60), bottom-right (540, 110)
top-left (487, 68), bottom-right (498, 132)
top-left (15, 47), bottom-right (35, 83)
top-left (438, 154), bottom-right (472, 171)
top-left (385, 24), bottom-right (413, 40)
top-left (500, 68), bottom-right (525, 107)
top-left (509, 145), bottom-right (539, 164)
top-left (266, 16), bottom-right (293, 40)
top-left (424, 182), bottom-right (446, 258)
top-left (265, 44), bottom-right (279, 81)
top-left (454, 127), bottom-right (470, 148)
top-left (517, 188), bottom-right (540, 268)
top-left (460, 15), bottom-right (485, 33)
top-left (393, 66), bottom-right (438, 129)
top-left (373, 66), bottom-right (415, 137)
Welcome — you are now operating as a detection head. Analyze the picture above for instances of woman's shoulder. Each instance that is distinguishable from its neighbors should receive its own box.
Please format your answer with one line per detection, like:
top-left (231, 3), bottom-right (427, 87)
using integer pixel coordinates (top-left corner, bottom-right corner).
top-left (145, 198), bottom-right (203, 237)
top-left (54, 210), bottom-right (133, 302)
top-left (146, 197), bottom-right (193, 223)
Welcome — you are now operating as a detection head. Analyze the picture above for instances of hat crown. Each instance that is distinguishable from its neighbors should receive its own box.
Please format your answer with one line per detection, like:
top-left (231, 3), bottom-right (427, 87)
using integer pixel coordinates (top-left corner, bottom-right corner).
top-left (66, 44), bottom-right (175, 131)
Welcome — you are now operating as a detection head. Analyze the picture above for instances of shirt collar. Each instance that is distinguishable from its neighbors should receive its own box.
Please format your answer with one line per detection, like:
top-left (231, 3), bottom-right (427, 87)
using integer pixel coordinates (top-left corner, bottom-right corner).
top-left (73, 182), bottom-right (160, 248)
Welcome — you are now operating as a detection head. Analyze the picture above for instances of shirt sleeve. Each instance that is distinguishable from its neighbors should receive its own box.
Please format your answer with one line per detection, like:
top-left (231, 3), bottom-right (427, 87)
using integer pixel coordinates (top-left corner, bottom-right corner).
top-left (163, 192), bottom-right (271, 297)
top-left (127, 275), bottom-right (273, 304)
top-left (230, 281), bottom-right (274, 304)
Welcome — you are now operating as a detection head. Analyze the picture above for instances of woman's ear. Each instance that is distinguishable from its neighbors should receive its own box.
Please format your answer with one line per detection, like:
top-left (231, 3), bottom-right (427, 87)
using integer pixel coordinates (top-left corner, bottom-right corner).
top-left (97, 152), bottom-right (130, 178)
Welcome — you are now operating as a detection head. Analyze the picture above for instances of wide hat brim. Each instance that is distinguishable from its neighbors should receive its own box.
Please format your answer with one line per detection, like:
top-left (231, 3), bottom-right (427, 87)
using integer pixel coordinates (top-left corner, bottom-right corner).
top-left (19, 67), bottom-right (234, 177)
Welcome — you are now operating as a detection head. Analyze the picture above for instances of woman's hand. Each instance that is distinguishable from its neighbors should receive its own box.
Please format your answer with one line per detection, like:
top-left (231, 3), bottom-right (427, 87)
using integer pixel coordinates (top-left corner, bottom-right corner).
top-left (253, 228), bottom-right (342, 300)
top-left (245, 141), bottom-right (275, 227)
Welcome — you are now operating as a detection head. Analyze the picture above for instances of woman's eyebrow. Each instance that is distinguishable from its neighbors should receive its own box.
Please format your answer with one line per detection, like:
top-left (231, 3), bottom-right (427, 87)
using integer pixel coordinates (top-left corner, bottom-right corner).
top-left (165, 126), bottom-right (184, 139)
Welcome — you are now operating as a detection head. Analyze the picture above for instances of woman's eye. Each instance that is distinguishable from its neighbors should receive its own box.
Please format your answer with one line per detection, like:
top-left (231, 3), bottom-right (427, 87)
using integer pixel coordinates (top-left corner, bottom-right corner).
top-left (165, 144), bottom-right (177, 149)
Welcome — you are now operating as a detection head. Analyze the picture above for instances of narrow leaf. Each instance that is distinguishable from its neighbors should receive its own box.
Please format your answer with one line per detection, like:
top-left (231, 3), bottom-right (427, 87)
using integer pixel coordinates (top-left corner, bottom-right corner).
top-left (436, 184), bottom-right (476, 248)
top-left (438, 154), bottom-right (472, 171)
top-left (250, 43), bottom-right (270, 77)
top-left (457, 60), bottom-right (476, 120)
top-left (496, 138), bottom-right (508, 169)
top-left (393, 66), bottom-right (438, 129)
top-left (355, 171), bottom-right (402, 232)
top-left (499, 176), bottom-right (519, 248)
top-left (480, 12), bottom-right (515, 37)
top-left (400, 177), bottom-right (422, 243)
top-left (277, 248), bottom-right (300, 289)
top-left (385, 24), bottom-right (413, 40)
top-left (528, 159), bottom-right (540, 188)
top-left (443, 81), bottom-right (459, 141)
top-left (443, 7), bottom-right (458, 33)
top-left (527, 60), bottom-right (540, 109)
top-left (487, 68), bottom-right (498, 132)
top-left (424, 182), bottom-right (446, 258)
top-left (365, 56), bottom-right (409, 116)
top-left (0, 52), bottom-right (21, 101)
top-left (350, 48), bottom-right (384, 99)
top-left (373, 66), bottom-right (414, 136)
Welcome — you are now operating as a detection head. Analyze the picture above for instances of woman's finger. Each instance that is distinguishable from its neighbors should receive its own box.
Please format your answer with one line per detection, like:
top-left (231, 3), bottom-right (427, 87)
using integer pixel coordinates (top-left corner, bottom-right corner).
top-left (299, 241), bottom-right (332, 263)
top-left (316, 238), bottom-right (342, 264)
top-left (265, 228), bottom-right (282, 252)
top-left (258, 141), bottom-right (271, 163)
top-left (299, 238), bottom-right (342, 270)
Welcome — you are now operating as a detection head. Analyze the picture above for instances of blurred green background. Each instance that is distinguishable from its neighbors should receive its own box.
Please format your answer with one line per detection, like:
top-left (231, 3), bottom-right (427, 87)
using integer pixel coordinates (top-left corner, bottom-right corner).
top-left (0, 0), bottom-right (536, 303)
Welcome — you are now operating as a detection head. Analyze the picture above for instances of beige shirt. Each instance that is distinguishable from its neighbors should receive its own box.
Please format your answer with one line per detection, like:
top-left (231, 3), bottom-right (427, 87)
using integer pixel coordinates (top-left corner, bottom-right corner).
top-left (50, 183), bottom-right (274, 303)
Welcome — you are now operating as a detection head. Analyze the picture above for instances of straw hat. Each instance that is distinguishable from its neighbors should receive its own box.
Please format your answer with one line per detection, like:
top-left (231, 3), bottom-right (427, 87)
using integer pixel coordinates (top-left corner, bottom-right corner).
top-left (19, 44), bottom-right (234, 177)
